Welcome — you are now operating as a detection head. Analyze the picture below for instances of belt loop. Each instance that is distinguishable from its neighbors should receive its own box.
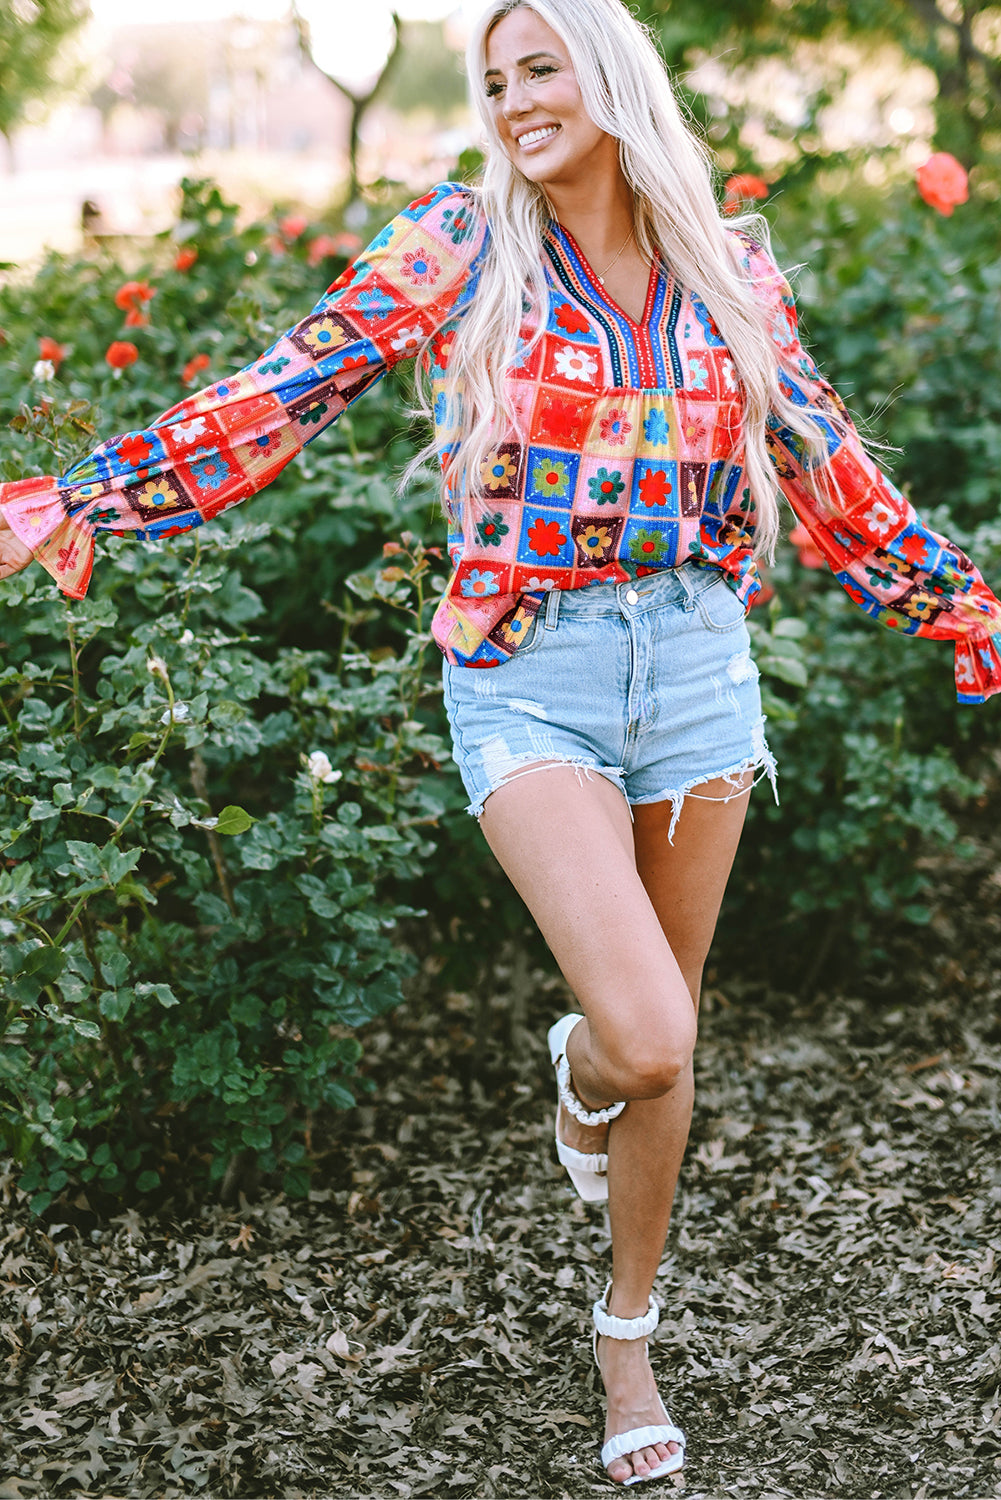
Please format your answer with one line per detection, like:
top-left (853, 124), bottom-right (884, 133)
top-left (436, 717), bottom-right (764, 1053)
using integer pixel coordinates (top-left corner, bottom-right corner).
top-left (544, 586), bottom-right (561, 630)
top-left (677, 561), bottom-right (696, 612)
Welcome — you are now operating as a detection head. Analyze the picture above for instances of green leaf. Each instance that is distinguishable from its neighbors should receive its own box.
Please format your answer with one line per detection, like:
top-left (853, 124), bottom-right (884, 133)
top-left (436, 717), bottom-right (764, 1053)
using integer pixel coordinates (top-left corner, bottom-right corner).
top-left (98, 988), bottom-right (134, 1021)
top-left (241, 1122), bottom-right (272, 1150)
top-left (136, 1170), bottom-right (160, 1193)
top-left (134, 981), bottom-right (180, 1008)
top-left (761, 655), bottom-right (809, 687)
top-left (214, 805), bottom-right (256, 836)
top-left (772, 617), bottom-right (810, 638)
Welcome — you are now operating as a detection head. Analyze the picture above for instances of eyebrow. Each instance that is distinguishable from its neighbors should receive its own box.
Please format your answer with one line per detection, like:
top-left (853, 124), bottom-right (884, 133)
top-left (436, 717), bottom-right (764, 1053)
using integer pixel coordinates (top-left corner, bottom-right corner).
top-left (484, 51), bottom-right (559, 78)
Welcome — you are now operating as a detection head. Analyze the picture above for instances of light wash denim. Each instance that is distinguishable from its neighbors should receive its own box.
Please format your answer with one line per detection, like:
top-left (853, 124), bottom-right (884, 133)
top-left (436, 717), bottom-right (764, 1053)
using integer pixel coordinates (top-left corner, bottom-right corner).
top-left (441, 562), bottom-right (777, 838)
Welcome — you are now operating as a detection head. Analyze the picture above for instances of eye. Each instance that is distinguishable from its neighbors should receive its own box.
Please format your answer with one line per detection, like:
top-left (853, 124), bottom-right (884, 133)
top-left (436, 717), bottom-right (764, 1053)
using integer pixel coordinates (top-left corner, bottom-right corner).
top-left (530, 63), bottom-right (557, 79)
top-left (486, 80), bottom-right (504, 98)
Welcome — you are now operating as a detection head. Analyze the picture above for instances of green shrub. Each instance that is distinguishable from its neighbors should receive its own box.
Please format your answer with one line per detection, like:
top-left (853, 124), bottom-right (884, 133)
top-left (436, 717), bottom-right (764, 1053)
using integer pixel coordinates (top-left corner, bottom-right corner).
top-left (1, 173), bottom-right (997, 1209)
top-left (727, 181), bottom-right (1001, 981)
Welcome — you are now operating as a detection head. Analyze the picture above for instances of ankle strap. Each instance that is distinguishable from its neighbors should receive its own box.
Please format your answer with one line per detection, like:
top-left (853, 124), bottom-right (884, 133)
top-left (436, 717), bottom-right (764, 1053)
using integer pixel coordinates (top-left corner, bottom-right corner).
top-left (556, 1054), bottom-right (626, 1128)
top-left (592, 1282), bottom-right (659, 1340)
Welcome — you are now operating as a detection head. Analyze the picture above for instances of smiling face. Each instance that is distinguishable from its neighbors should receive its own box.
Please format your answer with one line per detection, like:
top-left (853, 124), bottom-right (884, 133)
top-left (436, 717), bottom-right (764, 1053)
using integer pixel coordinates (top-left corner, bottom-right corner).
top-left (483, 6), bottom-right (620, 192)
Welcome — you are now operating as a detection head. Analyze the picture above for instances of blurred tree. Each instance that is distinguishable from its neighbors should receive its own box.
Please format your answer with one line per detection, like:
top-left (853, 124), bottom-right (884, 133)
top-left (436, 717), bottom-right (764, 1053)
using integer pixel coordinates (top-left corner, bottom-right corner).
top-left (634, 0), bottom-right (1001, 169)
top-left (0, 0), bottom-right (89, 171)
top-left (382, 20), bottom-right (468, 118)
top-left (293, 4), bottom-right (403, 202)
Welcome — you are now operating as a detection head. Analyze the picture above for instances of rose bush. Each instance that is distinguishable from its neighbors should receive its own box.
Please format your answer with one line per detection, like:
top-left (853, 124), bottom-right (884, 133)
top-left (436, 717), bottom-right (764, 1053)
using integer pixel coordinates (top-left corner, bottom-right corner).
top-left (0, 165), bottom-right (997, 1210)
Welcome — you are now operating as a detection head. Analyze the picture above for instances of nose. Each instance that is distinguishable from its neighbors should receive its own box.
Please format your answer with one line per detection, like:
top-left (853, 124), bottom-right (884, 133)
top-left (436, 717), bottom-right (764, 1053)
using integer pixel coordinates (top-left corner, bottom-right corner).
top-left (502, 77), bottom-right (532, 118)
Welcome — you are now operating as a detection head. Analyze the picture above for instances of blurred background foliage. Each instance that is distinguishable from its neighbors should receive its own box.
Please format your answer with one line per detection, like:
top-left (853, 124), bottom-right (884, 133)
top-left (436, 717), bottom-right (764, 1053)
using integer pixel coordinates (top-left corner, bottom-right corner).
top-left (0, 1), bottom-right (999, 1212)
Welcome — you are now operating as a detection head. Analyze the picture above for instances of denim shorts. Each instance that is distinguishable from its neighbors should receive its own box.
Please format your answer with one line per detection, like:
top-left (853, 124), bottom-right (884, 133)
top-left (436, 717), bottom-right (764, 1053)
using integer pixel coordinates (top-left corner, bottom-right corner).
top-left (441, 562), bottom-right (777, 838)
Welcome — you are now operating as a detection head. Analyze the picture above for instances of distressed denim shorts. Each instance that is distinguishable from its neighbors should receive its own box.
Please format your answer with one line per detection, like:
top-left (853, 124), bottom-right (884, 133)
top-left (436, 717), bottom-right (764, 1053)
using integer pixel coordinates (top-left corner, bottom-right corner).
top-left (441, 562), bottom-right (777, 838)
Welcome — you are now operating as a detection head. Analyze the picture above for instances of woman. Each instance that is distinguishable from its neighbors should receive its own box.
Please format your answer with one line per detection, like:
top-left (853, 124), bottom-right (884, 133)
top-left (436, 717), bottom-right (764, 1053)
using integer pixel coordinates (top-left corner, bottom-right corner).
top-left (2, 0), bottom-right (999, 1485)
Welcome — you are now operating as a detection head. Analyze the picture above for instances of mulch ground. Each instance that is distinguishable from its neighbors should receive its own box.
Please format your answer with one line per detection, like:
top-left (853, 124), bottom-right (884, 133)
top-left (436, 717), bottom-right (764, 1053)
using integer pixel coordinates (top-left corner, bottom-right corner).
top-left (2, 903), bottom-right (1000, 1498)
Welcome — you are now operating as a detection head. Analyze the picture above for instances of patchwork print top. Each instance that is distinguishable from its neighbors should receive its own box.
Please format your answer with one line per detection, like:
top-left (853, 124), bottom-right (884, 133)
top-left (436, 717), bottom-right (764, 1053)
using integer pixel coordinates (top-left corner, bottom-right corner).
top-left (2, 181), bottom-right (999, 700)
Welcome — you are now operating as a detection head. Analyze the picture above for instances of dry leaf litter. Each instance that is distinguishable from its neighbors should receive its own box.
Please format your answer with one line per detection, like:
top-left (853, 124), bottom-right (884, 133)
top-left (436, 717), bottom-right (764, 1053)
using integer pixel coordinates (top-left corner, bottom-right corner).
top-left (1, 918), bottom-right (1000, 1499)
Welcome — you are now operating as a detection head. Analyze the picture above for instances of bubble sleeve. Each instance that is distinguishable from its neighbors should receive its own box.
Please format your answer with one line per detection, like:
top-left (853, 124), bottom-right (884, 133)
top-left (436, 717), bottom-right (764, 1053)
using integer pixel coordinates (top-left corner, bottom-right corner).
top-left (743, 235), bottom-right (1001, 705)
top-left (0, 183), bottom-right (488, 600)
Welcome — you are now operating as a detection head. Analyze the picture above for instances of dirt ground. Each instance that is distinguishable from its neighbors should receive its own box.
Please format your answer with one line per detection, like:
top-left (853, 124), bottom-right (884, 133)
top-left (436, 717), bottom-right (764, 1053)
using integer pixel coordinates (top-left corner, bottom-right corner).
top-left (2, 908), bottom-right (1000, 1498)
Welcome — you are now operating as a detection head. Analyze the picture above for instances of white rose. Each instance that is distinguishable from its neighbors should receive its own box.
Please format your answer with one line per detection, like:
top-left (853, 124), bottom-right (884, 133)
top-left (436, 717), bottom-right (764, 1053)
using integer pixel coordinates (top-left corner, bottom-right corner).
top-left (160, 701), bottom-right (191, 724)
top-left (32, 360), bottom-right (55, 382)
top-left (306, 750), bottom-right (341, 785)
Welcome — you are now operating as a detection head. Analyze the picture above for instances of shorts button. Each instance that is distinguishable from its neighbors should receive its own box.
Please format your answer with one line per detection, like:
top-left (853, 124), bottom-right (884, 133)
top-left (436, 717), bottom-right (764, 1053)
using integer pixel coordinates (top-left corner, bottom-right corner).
top-left (625, 588), bottom-right (639, 605)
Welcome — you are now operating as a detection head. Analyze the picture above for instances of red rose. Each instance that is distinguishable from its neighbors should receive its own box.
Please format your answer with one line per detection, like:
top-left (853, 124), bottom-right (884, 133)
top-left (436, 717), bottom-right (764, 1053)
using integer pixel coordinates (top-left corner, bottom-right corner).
top-left (916, 153), bottom-right (969, 216)
top-left (723, 174), bottom-right (770, 215)
top-left (182, 352), bottom-right (211, 385)
top-left (38, 336), bottom-right (67, 367)
top-left (105, 341), bottom-right (139, 369)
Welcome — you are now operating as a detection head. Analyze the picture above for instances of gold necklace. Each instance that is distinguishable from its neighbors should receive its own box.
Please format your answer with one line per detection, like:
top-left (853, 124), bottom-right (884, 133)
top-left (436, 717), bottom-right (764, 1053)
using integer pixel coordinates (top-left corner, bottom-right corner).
top-left (595, 226), bottom-right (634, 284)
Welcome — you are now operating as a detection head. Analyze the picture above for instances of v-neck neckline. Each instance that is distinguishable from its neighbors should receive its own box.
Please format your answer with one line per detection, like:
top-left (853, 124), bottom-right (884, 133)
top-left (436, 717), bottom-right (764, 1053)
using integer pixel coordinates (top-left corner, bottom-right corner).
top-left (549, 221), bottom-right (662, 329)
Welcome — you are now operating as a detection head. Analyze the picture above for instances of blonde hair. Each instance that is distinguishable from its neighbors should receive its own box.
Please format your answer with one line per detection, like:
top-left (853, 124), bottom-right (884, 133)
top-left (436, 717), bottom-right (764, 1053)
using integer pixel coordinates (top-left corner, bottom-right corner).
top-left (415, 0), bottom-right (837, 558)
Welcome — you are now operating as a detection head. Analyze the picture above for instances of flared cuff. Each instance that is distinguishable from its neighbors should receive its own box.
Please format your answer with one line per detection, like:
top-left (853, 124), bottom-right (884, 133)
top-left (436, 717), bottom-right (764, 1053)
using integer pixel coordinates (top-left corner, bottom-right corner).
top-left (0, 478), bottom-right (94, 598)
top-left (955, 628), bottom-right (1001, 705)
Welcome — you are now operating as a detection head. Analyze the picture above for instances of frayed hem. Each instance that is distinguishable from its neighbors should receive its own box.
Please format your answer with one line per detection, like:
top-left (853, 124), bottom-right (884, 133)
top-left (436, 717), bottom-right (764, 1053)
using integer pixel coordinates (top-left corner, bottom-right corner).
top-left (630, 749), bottom-right (779, 843)
top-left (465, 756), bottom-right (627, 819)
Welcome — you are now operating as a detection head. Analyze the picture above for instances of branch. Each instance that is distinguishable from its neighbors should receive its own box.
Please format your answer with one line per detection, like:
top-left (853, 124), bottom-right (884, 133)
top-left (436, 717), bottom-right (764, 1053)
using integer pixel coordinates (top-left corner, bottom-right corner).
top-left (900, 0), bottom-right (1001, 102)
top-left (292, 6), bottom-right (403, 107)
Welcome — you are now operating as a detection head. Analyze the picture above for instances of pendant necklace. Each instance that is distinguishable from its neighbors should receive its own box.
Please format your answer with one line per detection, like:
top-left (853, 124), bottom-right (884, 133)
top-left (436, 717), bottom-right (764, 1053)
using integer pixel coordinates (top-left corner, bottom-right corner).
top-left (595, 226), bottom-right (635, 284)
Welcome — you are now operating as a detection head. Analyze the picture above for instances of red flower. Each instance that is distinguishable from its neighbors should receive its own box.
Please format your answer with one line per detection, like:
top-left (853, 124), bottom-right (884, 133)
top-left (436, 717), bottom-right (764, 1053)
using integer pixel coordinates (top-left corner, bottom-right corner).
top-left (723, 174), bottom-right (770, 215)
top-left (789, 523), bottom-right (825, 569)
top-left (114, 279), bottom-right (156, 313)
top-left (899, 532), bottom-right (931, 567)
top-left (555, 302), bottom-right (590, 335)
top-left (124, 307), bottom-right (149, 327)
top-left (527, 517), bottom-right (568, 557)
top-left (638, 470), bottom-right (672, 508)
top-left (38, 336), bottom-right (66, 367)
top-left (174, 246), bottom-right (198, 271)
top-left (431, 330), bottom-right (455, 369)
top-left (539, 398), bottom-right (583, 445)
top-left (280, 213), bottom-right (309, 240)
top-left (116, 433), bottom-right (153, 467)
top-left (105, 341), bottom-right (139, 369)
top-left (916, 153), bottom-right (969, 216)
top-left (182, 352), bottom-right (211, 386)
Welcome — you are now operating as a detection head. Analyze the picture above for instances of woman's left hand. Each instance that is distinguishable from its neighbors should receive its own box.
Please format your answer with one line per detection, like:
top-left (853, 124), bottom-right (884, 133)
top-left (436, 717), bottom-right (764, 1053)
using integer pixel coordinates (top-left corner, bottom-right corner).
top-left (0, 513), bottom-right (34, 580)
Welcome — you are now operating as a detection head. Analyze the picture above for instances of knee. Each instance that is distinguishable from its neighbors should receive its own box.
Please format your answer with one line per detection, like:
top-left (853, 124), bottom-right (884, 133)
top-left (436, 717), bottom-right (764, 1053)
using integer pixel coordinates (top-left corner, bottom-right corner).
top-left (601, 1013), bottom-right (697, 1100)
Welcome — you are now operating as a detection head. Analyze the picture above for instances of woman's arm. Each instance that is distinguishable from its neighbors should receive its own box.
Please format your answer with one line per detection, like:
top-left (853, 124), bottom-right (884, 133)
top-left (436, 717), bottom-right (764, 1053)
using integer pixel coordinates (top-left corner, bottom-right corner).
top-left (0, 182), bottom-right (488, 598)
top-left (741, 235), bottom-right (1001, 704)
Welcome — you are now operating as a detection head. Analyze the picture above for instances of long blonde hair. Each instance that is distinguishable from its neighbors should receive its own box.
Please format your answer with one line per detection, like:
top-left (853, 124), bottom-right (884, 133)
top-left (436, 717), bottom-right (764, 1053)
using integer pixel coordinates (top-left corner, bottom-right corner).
top-left (417, 0), bottom-right (837, 558)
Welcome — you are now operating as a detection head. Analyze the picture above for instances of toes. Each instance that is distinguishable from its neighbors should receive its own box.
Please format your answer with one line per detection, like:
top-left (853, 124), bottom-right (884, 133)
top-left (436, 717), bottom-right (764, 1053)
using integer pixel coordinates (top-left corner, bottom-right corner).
top-left (607, 1458), bottom-right (634, 1484)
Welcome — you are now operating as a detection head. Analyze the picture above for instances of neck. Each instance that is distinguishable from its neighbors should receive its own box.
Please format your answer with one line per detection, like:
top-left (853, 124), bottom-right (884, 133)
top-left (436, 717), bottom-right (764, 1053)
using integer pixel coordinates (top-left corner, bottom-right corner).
top-left (544, 170), bottom-right (636, 257)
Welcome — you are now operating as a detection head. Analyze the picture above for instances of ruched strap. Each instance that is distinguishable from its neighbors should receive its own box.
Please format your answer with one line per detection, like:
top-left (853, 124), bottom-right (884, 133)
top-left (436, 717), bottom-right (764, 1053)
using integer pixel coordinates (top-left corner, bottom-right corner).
top-left (601, 1423), bottom-right (686, 1468)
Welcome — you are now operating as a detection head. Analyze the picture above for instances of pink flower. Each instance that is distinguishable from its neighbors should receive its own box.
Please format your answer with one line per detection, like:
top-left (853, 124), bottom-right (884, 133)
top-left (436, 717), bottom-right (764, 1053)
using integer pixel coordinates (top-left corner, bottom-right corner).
top-left (789, 524), bottom-right (824, 570)
top-left (280, 213), bottom-right (309, 240)
top-left (723, 174), bottom-right (770, 215)
top-left (38, 336), bottom-right (67, 367)
top-left (182, 352), bottom-right (211, 385)
top-left (916, 153), bottom-right (969, 216)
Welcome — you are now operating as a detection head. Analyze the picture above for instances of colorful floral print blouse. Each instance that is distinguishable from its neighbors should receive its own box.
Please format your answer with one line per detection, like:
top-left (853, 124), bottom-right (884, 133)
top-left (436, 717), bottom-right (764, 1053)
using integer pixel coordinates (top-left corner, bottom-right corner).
top-left (2, 180), bottom-right (1000, 701)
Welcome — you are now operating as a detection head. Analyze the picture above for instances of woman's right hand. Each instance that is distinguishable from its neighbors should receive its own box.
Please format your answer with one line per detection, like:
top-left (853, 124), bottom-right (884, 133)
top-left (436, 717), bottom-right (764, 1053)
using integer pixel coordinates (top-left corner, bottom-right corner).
top-left (0, 511), bottom-right (34, 580)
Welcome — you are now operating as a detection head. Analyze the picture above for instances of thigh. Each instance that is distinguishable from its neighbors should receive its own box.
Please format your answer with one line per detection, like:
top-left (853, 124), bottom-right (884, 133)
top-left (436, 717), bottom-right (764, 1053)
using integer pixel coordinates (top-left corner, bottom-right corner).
top-left (479, 763), bottom-right (694, 1060)
top-left (633, 772), bottom-right (751, 1004)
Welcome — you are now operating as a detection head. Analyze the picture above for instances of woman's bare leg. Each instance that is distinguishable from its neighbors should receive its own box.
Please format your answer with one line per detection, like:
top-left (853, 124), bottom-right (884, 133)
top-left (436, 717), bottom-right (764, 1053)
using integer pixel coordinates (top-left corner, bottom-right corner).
top-left (480, 765), bottom-right (749, 1483)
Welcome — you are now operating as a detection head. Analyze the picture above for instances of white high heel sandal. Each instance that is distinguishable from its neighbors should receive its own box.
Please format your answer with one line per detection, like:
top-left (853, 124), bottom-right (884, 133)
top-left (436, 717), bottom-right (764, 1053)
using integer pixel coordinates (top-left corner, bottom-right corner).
top-left (547, 1013), bottom-right (626, 1203)
top-left (592, 1283), bottom-right (686, 1485)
